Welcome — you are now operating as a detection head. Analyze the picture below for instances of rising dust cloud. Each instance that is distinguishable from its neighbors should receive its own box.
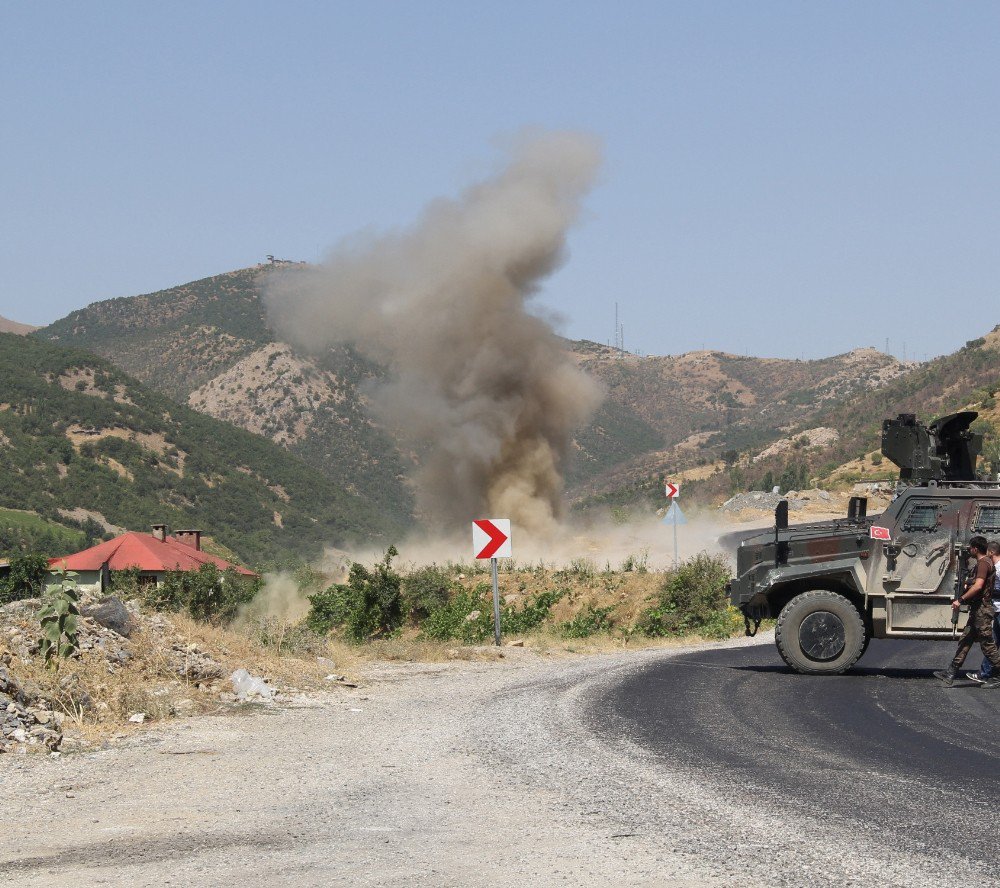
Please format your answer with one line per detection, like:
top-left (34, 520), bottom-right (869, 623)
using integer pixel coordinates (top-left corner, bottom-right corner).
top-left (265, 131), bottom-right (603, 539)
top-left (235, 571), bottom-right (310, 626)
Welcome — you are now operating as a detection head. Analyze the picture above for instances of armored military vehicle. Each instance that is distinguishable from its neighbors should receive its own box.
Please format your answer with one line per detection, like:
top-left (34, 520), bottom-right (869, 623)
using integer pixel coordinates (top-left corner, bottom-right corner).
top-left (728, 411), bottom-right (1000, 674)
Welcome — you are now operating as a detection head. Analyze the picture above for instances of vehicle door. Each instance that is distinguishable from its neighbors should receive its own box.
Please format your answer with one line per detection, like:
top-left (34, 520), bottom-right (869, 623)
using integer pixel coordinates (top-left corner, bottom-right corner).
top-left (891, 499), bottom-right (955, 594)
top-left (884, 497), bottom-right (958, 633)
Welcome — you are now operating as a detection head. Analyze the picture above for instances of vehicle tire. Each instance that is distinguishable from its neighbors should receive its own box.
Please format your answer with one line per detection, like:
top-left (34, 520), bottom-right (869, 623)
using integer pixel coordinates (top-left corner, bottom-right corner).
top-left (775, 590), bottom-right (868, 675)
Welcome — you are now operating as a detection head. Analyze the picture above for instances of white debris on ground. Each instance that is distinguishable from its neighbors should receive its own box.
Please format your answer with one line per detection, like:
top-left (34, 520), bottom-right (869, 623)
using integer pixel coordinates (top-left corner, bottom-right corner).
top-left (720, 485), bottom-right (893, 521)
top-left (852, 481), bottom-right (896, 498)
top-left (720, 487), bottom-right (847, 522)
top-left (230, 668), bottom-right (275, 701)
top-left (720, 491), bottom-right (804, 513)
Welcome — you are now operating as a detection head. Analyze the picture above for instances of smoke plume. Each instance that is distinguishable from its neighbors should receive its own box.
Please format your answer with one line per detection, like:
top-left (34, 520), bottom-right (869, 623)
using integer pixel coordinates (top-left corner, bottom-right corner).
top-left (265, 131), bottom-right (603, 537)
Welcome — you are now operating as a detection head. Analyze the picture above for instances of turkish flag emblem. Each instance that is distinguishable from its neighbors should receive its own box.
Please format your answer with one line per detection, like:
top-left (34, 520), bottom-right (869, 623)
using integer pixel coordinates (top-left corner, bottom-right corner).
top-left (870, 526), bottom-right (891, 541)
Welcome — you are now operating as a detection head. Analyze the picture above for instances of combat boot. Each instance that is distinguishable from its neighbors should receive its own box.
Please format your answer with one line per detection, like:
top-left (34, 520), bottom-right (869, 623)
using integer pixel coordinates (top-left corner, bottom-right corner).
top-left (933, 667), bottom-right (958, 686)
top-left (981, 675), bottom-right (1000, 689)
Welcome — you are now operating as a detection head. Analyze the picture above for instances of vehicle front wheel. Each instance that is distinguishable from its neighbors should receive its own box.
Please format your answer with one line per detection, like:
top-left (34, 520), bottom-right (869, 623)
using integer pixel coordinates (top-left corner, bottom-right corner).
top-left (775, 590), bottom-right (868, 675)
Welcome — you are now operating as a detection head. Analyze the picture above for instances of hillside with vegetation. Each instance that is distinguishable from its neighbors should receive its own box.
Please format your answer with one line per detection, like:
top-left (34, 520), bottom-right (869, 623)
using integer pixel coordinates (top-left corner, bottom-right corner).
top-left (567, 340), bottom-right (911, 498)
top-left (42, 267), bottom-right (414, 525)
top-left (577, 325), bottom-right (1000, 516)
top-left (40, 265), bottom-right (919, 521)
top-left (0, 333), bottom-right (398, 565)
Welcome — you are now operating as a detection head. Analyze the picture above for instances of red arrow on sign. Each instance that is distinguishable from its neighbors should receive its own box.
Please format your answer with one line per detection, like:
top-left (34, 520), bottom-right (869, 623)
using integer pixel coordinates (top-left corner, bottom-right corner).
top-left (665, 482), bottom-right (680, 499)
top-left (474, 519), bottom-right (509, 559)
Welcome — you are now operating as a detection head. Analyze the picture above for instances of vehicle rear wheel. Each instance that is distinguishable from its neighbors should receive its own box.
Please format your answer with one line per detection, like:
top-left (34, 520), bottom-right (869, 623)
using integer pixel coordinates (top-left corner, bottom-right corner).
top-left (775, 590), bottom-right (868, 675)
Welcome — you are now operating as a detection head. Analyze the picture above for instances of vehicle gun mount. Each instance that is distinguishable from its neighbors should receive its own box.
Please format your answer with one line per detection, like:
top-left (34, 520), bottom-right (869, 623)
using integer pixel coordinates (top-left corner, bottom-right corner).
top-left (881, 411), bottom-right (982, 482)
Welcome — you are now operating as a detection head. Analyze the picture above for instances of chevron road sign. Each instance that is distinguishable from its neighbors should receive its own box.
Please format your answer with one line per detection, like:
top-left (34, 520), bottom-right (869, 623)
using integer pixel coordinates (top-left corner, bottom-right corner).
top-left (473, 519), bottom-right (512, 647)
top-left (473, 519), bottom-right (512, 560)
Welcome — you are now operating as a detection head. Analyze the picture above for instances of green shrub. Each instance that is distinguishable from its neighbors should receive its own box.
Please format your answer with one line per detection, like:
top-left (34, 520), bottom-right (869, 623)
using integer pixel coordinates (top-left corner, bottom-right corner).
top-left (419, 586), bottom-right (566, 642)
top-left (419, 586), bottom-right (490, 642)
top-left (503, 589), bottom-right (565, 634)
top-left (306, 547), bottom-right (403, 642)
top-left (0, 553), bottom-right (50, 604)
top-left (306, 584), bottom-right (354, 634)
top-left (293, 564), bottom-right (328, 597)
top-left (620, 551), bottom-right (649, 573)
top-left (142, 564), bottom-right (259, 623)
top-left (559, 605), bottom-right (615, 638)
top-left (108, 566), bottom-right (142, 599)
top-left (635, 553), bottom-right (734, 638)
top-left (402, 565), bottom-right (454, 624)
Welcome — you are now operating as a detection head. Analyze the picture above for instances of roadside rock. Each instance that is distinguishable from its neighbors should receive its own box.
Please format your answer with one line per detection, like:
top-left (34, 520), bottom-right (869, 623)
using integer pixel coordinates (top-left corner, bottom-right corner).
top-left (720, 491), bottom-right (806, 514)
top-left (0, 664), bottom-right (62, 753)
top-left (168, 642), bottom-right (225, 682)
top-left (171, 698), bottom-right (199, 717)
top-left (82, 596), bottom-right (135, 637)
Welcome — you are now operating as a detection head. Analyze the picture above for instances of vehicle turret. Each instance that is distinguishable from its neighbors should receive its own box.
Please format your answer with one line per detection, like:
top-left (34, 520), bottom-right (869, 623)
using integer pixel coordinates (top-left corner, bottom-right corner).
top-left (881, 411), bottom-right (982, 482)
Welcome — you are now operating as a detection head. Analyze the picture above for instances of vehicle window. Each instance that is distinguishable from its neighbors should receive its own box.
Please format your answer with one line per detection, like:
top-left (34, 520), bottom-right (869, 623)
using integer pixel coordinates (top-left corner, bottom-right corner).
top-left (901, 503), bottom-right (940, 532)
top-left (973, 505), bottom-right (1000, 534)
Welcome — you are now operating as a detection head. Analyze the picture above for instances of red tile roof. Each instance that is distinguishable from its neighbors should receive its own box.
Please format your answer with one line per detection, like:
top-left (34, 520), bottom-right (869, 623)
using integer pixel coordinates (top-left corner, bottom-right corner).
top-left (49, 533), bottom-right (256, 576)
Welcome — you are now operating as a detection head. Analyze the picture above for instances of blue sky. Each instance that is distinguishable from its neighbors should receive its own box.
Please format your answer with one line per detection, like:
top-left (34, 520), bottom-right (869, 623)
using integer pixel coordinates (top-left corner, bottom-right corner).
top-left (3, 2), bottom-right (998, 361)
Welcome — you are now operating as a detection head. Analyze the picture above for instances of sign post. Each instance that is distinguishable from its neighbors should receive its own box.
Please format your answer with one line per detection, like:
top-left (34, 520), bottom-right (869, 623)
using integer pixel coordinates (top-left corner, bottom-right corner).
top-left (472, 519), bottom-right (512, 646)
top-left (490, 557), bottom-right (501, 647)
top-left (665, 481), bottom-right (681, 568)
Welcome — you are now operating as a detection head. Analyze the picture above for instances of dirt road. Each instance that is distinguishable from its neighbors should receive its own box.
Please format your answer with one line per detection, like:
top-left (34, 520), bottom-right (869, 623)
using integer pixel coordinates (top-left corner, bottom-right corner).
top-left (1, 635), bottom-right (980, 887)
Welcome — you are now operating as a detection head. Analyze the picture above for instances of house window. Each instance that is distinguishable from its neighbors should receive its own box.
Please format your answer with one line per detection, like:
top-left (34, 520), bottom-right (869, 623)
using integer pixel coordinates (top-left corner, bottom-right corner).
top-left (973, 505), bottom-right (1000, 534)
top-left (901, 503), bottom-right (940, 532)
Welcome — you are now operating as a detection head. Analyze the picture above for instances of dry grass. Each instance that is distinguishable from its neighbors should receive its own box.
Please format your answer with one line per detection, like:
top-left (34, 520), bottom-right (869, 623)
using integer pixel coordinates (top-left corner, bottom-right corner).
top-left (169, 614), bottom-right (330, 687)
top-left (2, 612), bottom-right (340, 747)
top-left (12, 633), bottom-right (203, 745)
top-left (452, 565), bottom-right (664, 630)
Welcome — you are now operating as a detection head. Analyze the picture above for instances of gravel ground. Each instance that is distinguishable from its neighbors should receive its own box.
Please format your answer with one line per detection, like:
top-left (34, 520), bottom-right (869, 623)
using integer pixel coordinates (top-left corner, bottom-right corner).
top-left (0, 634), bottom-right (968, 886)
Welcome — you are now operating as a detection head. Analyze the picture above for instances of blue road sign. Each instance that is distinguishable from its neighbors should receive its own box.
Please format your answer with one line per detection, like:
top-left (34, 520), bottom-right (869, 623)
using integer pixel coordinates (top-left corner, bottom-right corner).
top-left (663, 502), bottom-right (687, 525)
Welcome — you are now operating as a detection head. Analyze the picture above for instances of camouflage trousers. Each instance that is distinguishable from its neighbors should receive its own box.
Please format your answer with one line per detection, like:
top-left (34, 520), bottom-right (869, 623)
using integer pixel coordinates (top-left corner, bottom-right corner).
top-left (951, 605), bottom-right (1000, 670)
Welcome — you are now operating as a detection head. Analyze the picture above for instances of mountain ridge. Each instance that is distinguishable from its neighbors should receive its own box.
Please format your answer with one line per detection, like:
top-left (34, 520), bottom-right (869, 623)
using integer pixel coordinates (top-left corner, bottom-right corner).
top-left (0, 316), bottom-right (38, 335)
top-left (40, 265), bottom-right (970, 524)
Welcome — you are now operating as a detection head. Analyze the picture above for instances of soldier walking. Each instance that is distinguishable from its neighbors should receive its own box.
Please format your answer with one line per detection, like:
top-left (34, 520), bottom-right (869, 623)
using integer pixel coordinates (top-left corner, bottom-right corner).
top-left (935, 535), bottom-right (1000, 688)
top-left (966, 540), bottom-right (1000, 684)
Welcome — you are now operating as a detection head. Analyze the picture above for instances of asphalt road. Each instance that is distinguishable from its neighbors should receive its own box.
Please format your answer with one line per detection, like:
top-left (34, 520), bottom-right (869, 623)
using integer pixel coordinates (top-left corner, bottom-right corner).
top-left (6, 639), bottom-right (999, 887)
top-left (600, 636), bottom-right (1000, 877)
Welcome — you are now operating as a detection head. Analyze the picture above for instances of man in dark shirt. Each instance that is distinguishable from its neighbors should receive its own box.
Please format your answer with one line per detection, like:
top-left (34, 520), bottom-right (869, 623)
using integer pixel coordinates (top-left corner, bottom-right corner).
top-left (935, 535), bottom-right (1000, 688)
top-left (966, 540), bottom-right (1000, 683)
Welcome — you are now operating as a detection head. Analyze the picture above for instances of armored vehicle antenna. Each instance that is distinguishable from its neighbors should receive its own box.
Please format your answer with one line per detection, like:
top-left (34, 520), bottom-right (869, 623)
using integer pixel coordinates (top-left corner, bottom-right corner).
top-left (880, 411), bottom-right (982, 482)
